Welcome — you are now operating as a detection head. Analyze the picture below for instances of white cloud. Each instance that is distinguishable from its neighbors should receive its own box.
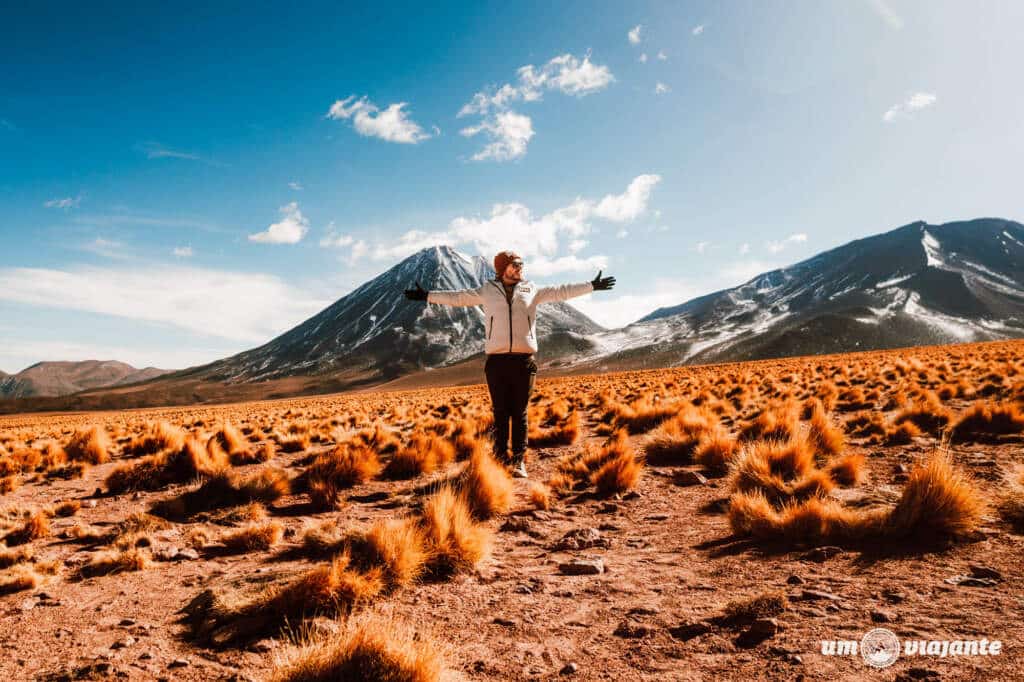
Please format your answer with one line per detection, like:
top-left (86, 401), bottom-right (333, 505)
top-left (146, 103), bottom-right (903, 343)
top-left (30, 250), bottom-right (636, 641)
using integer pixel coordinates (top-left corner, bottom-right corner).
top-left (0, 265), bottom-right (327, 344)
top-left (868, 0), bottom-right (904, 29)
top-left (135, 141), bottom-right (203, 162)
top-left (639, 53), bottom-right (648, 63)
top-left (249, 202), bottom-right (309, 244)
top-left (616, 228), bottom-right (629, 239)
top-left (460, 111), bottom-right (534, 162)
top-left (172, 246), bottom-right (193, 257)
top-left (655, 82), bottom-right (670, 95)
top-left (593, 174), bottom-right (662, 222)
top-left (326, 96), bottom-right (433, 144)
top-left (692, 24), bottom-right (705, 36)
top-left (320, 222), bottom-right (355, 249)
top-left (628, 25), bottom-right (642, 45)
top-left (44, 195), bottom-right (82, 210)
top-left (657, 50), bottom-right (667, 61)
top-left (457, 52), bottom-right (612, 161)
top-left (81, 237), bottom-right (129, 260)
top-left (739, 242), bottom-right (751, 255)
top-left (571, 276), bottom-right (703, 328)
top-left (288, 181), bottom-right (303, 191)
top-left (766, 233), bottom-right (808, 254)
top-left (883, 92), bottom-right (937, 122)
top-left (367, 174), bottom-right (660, 275)
top-left (695, 241), bottom-right (710, 254)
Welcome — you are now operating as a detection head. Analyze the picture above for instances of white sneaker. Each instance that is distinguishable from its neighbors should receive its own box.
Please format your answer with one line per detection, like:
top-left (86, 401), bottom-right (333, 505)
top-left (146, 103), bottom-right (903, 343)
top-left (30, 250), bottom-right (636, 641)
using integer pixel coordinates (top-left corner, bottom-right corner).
top-left (512, 461), bottom-right (528, 479)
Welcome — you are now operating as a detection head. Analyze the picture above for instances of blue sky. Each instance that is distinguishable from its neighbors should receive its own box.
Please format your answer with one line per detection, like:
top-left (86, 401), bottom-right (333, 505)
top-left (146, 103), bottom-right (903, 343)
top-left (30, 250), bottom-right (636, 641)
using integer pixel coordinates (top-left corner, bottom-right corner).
top-left (2, 1), bottom-right (1023, 373)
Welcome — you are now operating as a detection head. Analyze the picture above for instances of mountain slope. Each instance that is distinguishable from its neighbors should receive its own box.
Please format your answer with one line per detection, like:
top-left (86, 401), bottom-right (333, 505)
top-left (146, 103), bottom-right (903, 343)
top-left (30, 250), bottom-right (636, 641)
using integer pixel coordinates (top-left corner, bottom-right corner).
top-left (177, 245), bottom-right (604, 385)
top-left (573, 218), bottom-right (1024, 369)
top-left (0, 361), bottom-right (173, 399)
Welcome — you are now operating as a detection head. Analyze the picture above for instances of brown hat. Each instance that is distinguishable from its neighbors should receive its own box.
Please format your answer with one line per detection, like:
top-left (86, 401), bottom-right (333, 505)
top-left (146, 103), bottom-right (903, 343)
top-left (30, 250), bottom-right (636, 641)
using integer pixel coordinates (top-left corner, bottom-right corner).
top-left (493, 250), bottom-right (522, 275)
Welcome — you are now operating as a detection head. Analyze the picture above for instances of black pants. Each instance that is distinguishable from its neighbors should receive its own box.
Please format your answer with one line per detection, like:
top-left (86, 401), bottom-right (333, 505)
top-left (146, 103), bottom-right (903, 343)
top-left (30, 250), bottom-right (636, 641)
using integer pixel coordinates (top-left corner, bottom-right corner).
top-left (484, 353), bottom-right (537, 462)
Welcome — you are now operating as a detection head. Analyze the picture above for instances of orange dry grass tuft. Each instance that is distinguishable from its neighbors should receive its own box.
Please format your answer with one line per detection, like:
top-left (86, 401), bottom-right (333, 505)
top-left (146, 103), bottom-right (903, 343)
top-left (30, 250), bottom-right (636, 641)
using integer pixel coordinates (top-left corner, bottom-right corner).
top-left (643, 407), bottom-right (717, 465)
top-left (528, 411), bottom-right (581, 447)
top-left (125, 421), bottom-right (186, 457)
top-left (529, 483), bottom-right (551, 510)
top-left (65, 426), bottom-right (111, 464)
top-left (884, 420), bottom-right (921, 445)
top-left (308, 443), bottom-right (382, 492)
top-left (458, 448), bottom-right (513, 519)
top-left (592, 448), bottom-right (643, 497)
top-left (893, 392), bottom-right (952, 435)
top-left (384, 435), bottom-right (454, 480)
top-left (80, 548), bottom-right (152, 577)
top-left (612, 397), bottom-right (681, 434)
top-left (827, 453), bottom-right (867, 486)
top-left (739, 405), bottom-right (799, 443)
top-left (270, 615), bottom-right (445, 682)
top-left (2, 511), bottom-right (50, 546)
top-left (231, 441), bottom-right (275, 466)
top-left (351, 518), bottom-right (429, 589)
top-left (105, 437), bottom-right (227, 493)
top-left (886, 453), bottom-right (983, 538)
top-left (693, 428), bottom-right (739, 474)
top-left (729, 438), bottom-right (833, 505)
top-left (267, 552), bottom-right (384, 619)
top-left (220, 521), bottom-right (284, 552)
top-left (996, 466), bottom-right (1024, 532)
top-left (806, 406), bottom-right (845, 457)
top-left (419, 487), bottom-right (491, 576)
top-left (0, 565), bottom-right (40, 595)
top-left (948, 401), bottom-right (1024, 443)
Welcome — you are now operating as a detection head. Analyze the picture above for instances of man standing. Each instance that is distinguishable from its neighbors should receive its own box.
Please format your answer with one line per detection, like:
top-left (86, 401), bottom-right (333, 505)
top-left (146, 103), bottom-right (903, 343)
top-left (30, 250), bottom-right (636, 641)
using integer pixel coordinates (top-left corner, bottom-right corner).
top-left (404, 250), bottom-right (616, 477)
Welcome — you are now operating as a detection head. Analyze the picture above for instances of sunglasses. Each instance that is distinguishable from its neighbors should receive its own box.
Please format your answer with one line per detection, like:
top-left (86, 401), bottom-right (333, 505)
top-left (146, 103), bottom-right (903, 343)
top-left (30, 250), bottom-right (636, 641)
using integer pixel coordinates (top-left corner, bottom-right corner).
top-left (509, 261), bottom-right (524, 269)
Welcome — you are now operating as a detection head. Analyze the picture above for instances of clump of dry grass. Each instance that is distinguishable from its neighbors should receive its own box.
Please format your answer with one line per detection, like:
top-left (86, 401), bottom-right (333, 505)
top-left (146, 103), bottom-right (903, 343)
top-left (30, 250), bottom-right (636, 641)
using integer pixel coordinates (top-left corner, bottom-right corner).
top-left (529, 483), bottom-right (551, 510)
top-left (125, 421), bottom-right (186, 457)
top-left (2, 511), bottom-right (50, 546)
top-left (806, 405), bottom-right (845, 457)
top-left (729, 453), bottom-right (981, 545)
top-left (79, 548), bottom-right (152, 577)
top-left (528, 410), bottom-right (581, 447)
top-left (349, 518), bottom-right (429, 589)
top-left (307, 443), bottom-right (382, 509)
top-left (231, 441), bottom-right (275, 466)
top-left (209, 421), bottom-right (251, 460)
top-left (827, 453), bottom-right (867, 486)
top-left (611, 396), bottom-right (681, 434)
top-left (457, 448), bottom-right (512, 519)
top-left (723, 590), bottom-right (789, 623)
top-left (947, 401), bottom-right (1024, 443)
top-left (106, 437), bottom-right (228, 493)
top-left (728, 438), bottom-right (834, 505)
top-left (591, 433), bottom-right (643, 497)
top-left (418, 487), bottom-right (491, 576)
top-left (65, 426), bottom-right (111, 464)
top-left (0, 544), bottom-right (33, 569)
top-left (384, 435), bottom-right (454, 480)
top-left (220, 521), bottom-right (284, 552)
top-left (0, 564), bottom-right (40, 595)
top-left (0, 475), bottom-right (19, 495)
top-left (893, 392), bottom-right (952, 435)
top-left (275, 430), bottom-right (312, 454)
top-left (883, 420), bottom-right (921, 445)
top-left (996, 466), bottom-right (1024, 532)
top-left (739, 405), bottom-right (799, 443)
top-left (270, 614), bottom-right (445, 682)
top-left (693, 428), bottom-right (739, 474)
top-left (643, 407), bottom-right (716, 465)
top-left (152, 467), bottom-right (290, 519)
top-left (53, 500), bottom-right (81, 517)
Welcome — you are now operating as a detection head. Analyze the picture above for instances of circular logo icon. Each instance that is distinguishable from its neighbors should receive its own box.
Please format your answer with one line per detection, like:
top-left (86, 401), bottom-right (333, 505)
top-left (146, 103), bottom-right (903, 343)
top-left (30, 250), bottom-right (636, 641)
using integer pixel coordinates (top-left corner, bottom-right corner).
top-left (861, 628), bottom-right (901, 668)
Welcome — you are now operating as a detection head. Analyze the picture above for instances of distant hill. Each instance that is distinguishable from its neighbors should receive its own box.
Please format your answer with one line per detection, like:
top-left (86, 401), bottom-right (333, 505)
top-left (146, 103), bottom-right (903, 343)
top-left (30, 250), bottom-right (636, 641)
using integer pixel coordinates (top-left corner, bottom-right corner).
top-left (0, 360), bottom-right (173, 399)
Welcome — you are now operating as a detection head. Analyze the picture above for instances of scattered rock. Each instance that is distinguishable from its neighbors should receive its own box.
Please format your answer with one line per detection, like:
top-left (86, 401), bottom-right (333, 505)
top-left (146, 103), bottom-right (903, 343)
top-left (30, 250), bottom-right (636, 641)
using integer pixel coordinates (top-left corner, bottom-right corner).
top-left (786, 574), bottom-right (805, 585)
top-left (118, 618), bottom-right (136, 627)
top-left (248, 639), bottom-right (277, 653)
top-left (882, 588), bottom-right (907, 603)
top-left (560, 662), bottom-right (579, 675)
top-left (138, 651), bottom-right (153, 660)
top-left (736, 618), bottom-right (780, 647)
top-left (622, 491), bottom-right (641, 501)
top-left (598, 502), bottom-right (619, 514)
top-left (969, 565), bottom-right (1003, 581)
top-left (627, 606), bottom-right (660, 616)
top-left (86, 499), bottom-right (97, 508)
top-left (553, 528), bottom-right (609, 551)
top-left (558, 558), bottom-right (605, 576)
top-left (673, 470), bottom-right (708, 487)
top-left (944, 574), bottom-right (998, 588)
top-left (795, 589), bottom-right (842, 602)
top-left (111, 636), bottom-right (136, 649)
top-left (645, 513), bottom-right (670, 521)
top-left (613, 621), bottom-right (653, 638)
top-left (493, 617), bottom-right (518, 627)
top-left (802, 546), bottom-right (844, 562)
top-left (500, 517), bottom-right (543, 538)
top-left (176, 548), bottom-right (200, 561)
top-left (168, 658), bottom-right (190, 668)
top-left (896, 668), bottom-right (941, 681)
top-left (668, 621), bottom-right (712, 641)
top-left (871, 609), bottom-right (897, 623)
top-left (19, 598), bottom-right (36, 611)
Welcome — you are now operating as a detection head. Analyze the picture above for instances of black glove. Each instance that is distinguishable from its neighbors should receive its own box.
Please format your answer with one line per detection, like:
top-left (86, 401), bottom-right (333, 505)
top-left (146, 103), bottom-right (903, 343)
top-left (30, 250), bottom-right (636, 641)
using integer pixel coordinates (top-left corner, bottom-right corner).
top-left (404, 281), bottom-right (428, 301)
top-left (591, 270), bottom-right (616, 291)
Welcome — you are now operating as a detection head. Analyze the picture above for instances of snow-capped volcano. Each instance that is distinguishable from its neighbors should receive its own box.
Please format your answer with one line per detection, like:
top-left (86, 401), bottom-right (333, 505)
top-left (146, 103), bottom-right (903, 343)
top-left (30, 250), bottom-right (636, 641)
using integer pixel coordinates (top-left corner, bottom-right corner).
top-left (570, 218), bottom-right (1024, 369)
top-left (181, 245), bottom-right (604, 384)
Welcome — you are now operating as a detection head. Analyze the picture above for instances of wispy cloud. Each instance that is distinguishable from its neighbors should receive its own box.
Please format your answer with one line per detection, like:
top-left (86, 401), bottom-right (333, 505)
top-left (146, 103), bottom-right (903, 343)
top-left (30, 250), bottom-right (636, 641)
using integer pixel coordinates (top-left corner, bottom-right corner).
top-left (136, 141), bottom-right (198, 161)
top-left (692, 24), bottom-right (706, 36)
top-left (639, 53), bottom-right (648, 63)
top-left (320, 222), bottom-right (355, 249)
top-left (766, 233), bottom-right (808, 254)
top-left (628, 25), bottom-right (642, 45)
top-left (326, 96), bottom-right (433, 144)
top-left (249, 202), bottom-right (309, 244)
top-left (80, 237), bottom-right (130, 260)
top-left (458, 51), bottom-right (613, 162)
top-left (172, 246), bottom-right (193, 257)
top-left (460, 111), bottom-right (534, 162)
top-left (44, 195), bottom-right (82, 210)
top-left (288, 181), bottom-right (303, 191)
top-left (867, 0), bottom-right (904, 29)
top-left (0, 265), bottom-right (327, 344)
top-left (654, 82), bottom-right (670, 95)
top-left (72, 212), bottom-right (226, 234)
top-left (883, 92), bottom-right (937, 122)
top-left (0, 118), bottom-right (15, 131)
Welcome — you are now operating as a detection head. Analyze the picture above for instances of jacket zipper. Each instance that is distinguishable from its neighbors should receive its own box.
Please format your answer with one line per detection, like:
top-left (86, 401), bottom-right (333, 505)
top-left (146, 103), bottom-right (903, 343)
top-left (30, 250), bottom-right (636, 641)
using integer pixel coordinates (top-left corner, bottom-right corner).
top-left (487, 316), bottom-right (493, 339)
top-left (490, 280), bottom-right (515, 352)
top-left (528, 315), bottom-right (532, 338)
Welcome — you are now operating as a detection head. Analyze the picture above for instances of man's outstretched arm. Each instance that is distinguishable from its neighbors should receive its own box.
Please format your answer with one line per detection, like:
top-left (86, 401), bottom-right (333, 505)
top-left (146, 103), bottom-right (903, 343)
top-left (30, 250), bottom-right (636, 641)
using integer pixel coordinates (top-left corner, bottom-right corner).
top-left (404, 281), bottom-right (483, 307)
top-left (535, 270), bottom-right (616, 305)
